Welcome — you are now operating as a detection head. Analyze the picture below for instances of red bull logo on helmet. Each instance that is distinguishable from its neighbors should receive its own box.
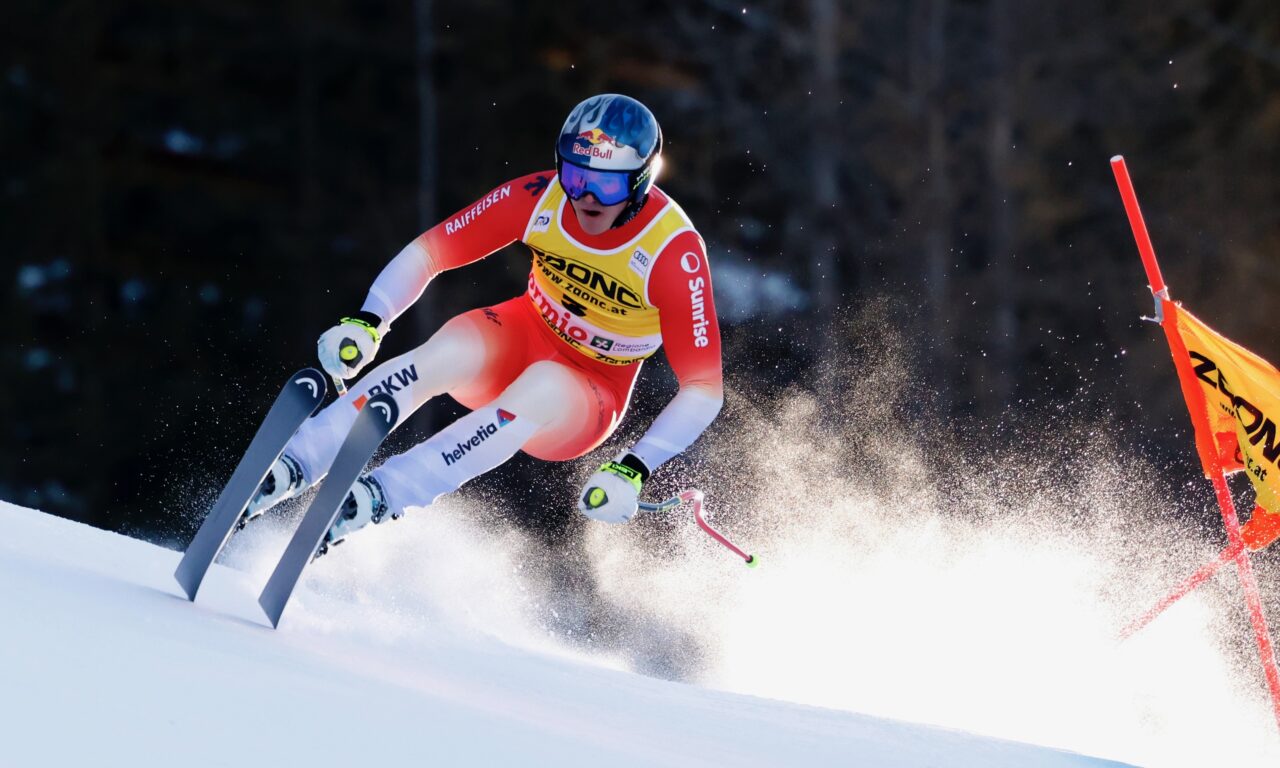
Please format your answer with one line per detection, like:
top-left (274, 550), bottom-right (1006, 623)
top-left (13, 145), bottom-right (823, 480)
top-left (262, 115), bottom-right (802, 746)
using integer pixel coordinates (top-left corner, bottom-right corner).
top-left (573, 128), bottom-right (620, 160)
top-left (578, 128), bottom-right (619, 146)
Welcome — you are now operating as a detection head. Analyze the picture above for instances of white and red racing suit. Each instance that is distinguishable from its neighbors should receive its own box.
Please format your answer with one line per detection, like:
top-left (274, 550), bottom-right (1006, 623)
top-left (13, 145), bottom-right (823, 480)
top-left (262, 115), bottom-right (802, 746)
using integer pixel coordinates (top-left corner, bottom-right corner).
top-left (285, 171), bottom-right (723, 512)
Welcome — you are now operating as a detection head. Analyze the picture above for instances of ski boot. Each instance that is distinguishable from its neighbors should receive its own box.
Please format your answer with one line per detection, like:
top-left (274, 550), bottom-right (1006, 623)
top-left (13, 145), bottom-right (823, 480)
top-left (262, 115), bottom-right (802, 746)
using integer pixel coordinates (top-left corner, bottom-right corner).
top-left (238, 454), bottom-right (307, 529)
top-left (317, 474), bottom-right (396, 556)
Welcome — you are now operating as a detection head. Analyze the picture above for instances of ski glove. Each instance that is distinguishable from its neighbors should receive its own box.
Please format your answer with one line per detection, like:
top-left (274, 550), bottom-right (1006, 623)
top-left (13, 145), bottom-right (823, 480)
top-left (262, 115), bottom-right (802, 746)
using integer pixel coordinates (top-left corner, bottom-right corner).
top-left (578, 452), bottom-right (650, 524)
top-left (318, 311), bottom-right (383, 381)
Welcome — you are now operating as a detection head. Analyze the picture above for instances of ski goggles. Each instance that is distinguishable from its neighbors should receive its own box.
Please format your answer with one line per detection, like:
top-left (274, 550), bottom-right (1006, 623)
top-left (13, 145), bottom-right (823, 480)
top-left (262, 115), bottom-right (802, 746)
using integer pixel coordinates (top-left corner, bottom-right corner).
top-left (557, 161), bottom-right (633, 206)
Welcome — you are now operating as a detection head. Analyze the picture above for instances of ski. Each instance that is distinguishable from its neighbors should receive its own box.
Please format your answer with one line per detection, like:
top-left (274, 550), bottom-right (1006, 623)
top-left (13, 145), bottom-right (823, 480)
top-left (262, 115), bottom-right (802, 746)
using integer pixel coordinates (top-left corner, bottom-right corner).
top-left (258, 392), bottom-right (398, 628)
top-left (174, 368), bottom-right (328, 601)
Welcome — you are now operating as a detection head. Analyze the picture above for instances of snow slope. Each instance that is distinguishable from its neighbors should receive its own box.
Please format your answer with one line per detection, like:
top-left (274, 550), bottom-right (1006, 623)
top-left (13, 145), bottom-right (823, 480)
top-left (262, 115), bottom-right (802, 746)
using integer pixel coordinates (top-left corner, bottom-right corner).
top-left (0, 501), bottom-right (1132, 768)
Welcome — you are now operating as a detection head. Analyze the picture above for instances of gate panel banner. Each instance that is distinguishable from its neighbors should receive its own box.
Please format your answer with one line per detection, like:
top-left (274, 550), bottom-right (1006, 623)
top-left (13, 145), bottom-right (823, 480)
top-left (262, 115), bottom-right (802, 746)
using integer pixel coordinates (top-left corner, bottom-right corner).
top-left (1171, 304), bottom-right (1280, 516)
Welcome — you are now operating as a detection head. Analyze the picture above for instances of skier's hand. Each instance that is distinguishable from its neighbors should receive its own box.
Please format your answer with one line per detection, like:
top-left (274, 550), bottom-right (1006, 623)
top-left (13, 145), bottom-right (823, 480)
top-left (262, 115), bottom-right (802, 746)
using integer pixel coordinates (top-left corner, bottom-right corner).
top-left (578, 453), bottom-right (649, 523)
top-left (317, 311), bottom-right (383, 381)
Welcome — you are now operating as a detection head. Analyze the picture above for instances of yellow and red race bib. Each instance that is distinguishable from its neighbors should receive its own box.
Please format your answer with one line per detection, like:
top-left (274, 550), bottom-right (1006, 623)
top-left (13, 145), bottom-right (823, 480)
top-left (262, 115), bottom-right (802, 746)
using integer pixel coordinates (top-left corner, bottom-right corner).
top-left (522, 179), bottom-right (694, 365)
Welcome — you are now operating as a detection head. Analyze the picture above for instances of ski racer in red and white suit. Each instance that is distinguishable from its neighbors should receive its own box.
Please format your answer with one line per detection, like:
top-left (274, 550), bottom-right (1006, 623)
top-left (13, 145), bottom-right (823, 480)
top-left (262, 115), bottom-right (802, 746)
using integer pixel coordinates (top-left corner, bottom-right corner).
top-left (255, 95), bottom-right (724, 545)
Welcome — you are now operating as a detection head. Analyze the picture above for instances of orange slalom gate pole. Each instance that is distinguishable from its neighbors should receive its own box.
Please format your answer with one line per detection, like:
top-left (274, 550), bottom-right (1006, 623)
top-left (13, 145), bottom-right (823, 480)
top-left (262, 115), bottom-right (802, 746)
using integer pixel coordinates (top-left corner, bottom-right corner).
top-left (1110, 156), bottom-right (1168, 297)
top-left (1118, 542), bottom-right (1240, 641)
top-left (1111, 155), bottom-right (1280, 731)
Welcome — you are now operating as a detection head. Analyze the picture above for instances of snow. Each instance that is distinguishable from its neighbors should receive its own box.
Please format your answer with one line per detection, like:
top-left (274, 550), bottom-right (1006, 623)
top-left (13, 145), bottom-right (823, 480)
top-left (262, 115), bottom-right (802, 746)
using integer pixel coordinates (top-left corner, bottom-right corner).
top-left (0, 500), bottom-right (1133, 768)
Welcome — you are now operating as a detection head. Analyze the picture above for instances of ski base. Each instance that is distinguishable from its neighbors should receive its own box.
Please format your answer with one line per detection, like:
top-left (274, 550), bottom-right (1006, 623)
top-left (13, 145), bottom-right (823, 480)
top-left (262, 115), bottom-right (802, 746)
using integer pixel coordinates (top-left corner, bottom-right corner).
top-left (258, 392), bottom-right (398, 628)
top-left (174, 368), bottom-right (327, 601)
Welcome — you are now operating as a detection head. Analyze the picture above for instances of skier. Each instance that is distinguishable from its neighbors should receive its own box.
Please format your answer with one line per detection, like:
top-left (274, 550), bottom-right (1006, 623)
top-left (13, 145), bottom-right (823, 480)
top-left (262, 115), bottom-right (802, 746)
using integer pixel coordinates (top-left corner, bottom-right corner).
top-left (242, 94), bottom-right (724, 551)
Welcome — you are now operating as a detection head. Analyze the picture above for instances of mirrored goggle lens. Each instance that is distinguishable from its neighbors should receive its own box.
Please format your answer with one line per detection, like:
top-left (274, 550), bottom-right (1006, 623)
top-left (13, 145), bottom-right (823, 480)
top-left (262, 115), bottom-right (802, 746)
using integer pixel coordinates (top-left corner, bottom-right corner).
top-left (558, 163), bottom-right (631, 205)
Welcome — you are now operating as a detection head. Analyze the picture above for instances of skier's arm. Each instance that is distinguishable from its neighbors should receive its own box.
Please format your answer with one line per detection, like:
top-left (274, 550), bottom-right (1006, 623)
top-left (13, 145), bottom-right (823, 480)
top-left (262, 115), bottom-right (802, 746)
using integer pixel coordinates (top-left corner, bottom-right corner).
top-left (633, 231), bottom-right (725, 471)
top-left (578, 232), bottom-right (723, 522)
top-left (359, 172), bottom-right (552, 333)
top-left (317, 173), bottom-right (550, 382)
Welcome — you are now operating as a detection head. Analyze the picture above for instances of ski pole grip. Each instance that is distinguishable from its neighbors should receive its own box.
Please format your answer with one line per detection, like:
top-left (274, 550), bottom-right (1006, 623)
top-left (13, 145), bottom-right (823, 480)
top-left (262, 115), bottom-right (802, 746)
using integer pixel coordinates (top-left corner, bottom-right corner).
top-left (331, 338), bottom-right (362, 396)
top-left (338, 338), bottom-right (363, 367)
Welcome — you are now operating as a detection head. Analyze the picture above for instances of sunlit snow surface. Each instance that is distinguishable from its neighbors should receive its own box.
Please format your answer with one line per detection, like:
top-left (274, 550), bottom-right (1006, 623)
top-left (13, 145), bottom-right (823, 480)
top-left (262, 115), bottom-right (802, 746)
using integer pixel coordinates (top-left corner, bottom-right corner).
top-left (0, 500), bottom-right (1143, 767)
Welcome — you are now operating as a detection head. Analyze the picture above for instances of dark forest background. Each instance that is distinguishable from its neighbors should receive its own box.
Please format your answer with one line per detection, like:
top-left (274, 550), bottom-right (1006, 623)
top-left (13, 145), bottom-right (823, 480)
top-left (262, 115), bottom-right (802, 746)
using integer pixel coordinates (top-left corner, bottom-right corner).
top-left (3, 1), bottom-right (1279, 544)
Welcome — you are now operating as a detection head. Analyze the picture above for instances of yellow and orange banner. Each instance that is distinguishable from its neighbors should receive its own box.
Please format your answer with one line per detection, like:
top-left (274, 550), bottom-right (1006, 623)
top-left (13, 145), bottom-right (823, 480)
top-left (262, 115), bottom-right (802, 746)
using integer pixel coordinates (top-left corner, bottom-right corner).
top-left (1171, 304), bottom-right (1280, 516)
top-left (1169, 305), bottom-right (1280, 551)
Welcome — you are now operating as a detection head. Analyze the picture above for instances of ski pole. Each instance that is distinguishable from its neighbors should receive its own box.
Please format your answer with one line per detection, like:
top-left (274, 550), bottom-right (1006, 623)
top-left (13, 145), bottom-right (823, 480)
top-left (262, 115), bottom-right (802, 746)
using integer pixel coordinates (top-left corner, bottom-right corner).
top-left (639, 489), bottom-right (758, 567)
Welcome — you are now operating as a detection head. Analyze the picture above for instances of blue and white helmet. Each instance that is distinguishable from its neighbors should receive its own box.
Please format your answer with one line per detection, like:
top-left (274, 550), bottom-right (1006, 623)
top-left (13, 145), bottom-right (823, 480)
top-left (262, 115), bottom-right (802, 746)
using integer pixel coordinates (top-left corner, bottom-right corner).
top-left (556, 94), bottom-right (663, 204)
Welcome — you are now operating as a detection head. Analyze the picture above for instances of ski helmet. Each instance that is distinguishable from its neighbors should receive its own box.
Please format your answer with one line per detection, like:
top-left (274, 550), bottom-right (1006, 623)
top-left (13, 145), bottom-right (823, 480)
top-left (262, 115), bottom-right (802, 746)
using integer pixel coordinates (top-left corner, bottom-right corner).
top-left (555, 94), bottom-right (663, 206)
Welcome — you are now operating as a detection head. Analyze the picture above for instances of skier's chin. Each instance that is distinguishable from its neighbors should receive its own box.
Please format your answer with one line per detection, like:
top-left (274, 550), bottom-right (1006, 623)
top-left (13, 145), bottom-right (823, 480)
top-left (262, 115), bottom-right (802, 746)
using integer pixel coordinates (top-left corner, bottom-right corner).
top-left (572, 200), bottom-right (625, 235)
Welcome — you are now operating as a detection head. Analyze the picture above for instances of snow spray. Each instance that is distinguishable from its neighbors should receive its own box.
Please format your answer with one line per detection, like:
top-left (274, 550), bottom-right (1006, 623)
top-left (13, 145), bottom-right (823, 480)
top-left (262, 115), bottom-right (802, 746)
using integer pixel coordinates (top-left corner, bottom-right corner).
top-left (578, 304), bottom-right (1280, 768)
